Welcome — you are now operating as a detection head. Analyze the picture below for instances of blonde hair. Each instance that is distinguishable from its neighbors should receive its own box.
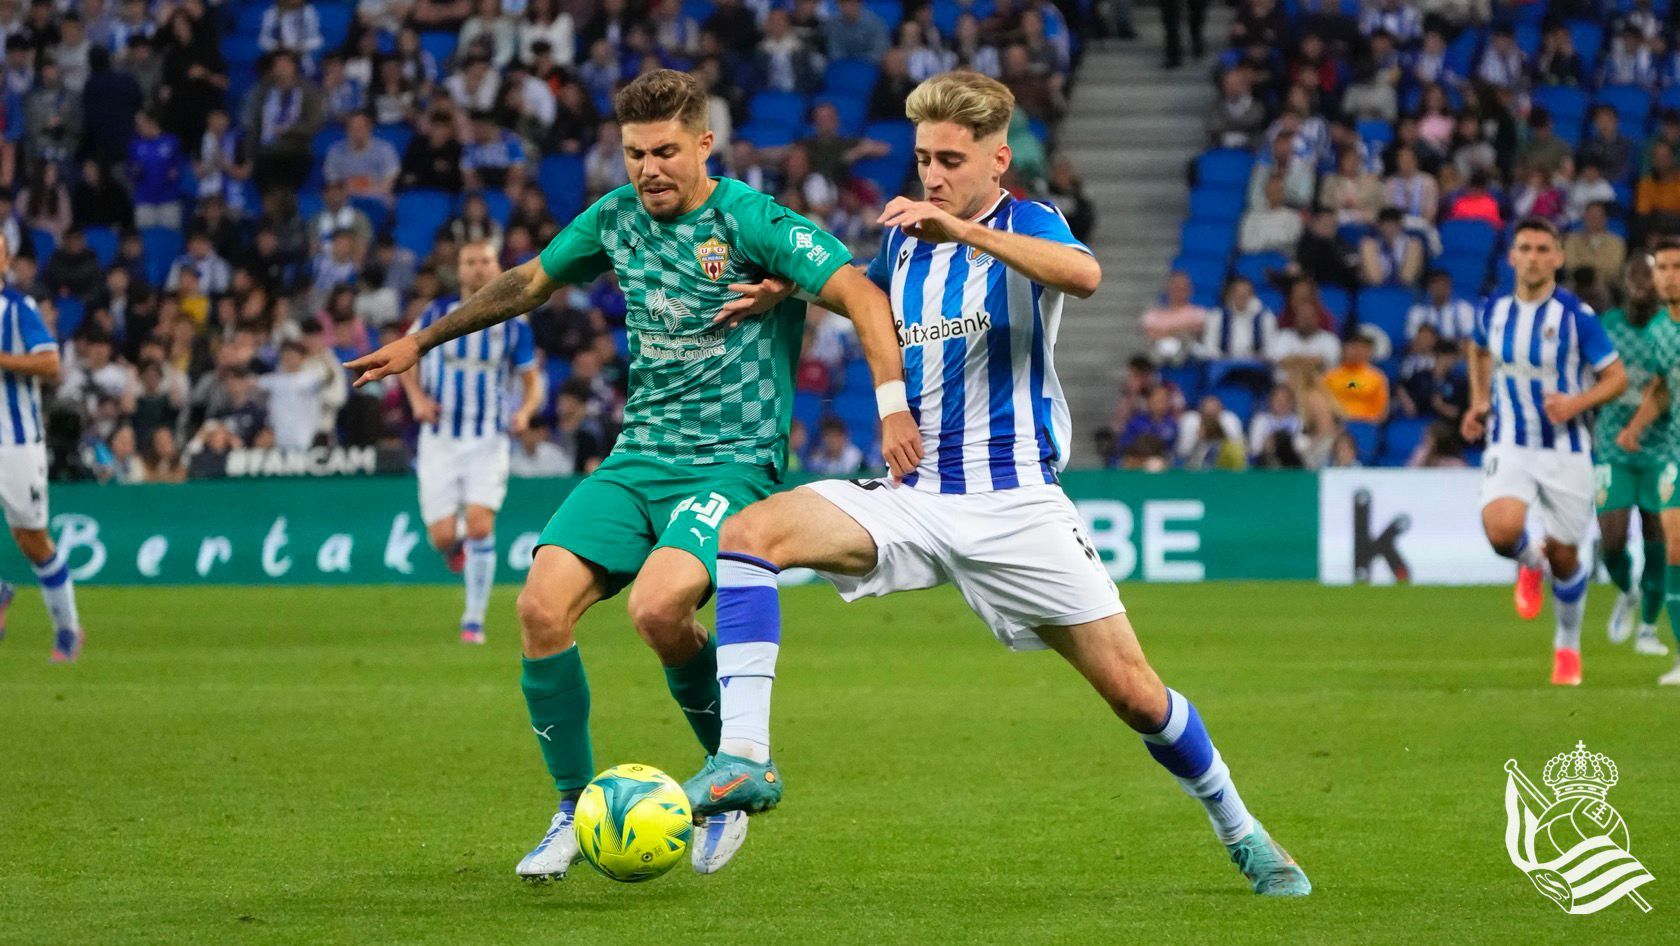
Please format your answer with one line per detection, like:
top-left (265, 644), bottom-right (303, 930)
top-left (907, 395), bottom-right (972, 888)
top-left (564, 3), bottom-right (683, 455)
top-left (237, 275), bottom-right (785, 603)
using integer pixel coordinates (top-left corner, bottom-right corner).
top-left (905, 71), bottom-right (1015, 140)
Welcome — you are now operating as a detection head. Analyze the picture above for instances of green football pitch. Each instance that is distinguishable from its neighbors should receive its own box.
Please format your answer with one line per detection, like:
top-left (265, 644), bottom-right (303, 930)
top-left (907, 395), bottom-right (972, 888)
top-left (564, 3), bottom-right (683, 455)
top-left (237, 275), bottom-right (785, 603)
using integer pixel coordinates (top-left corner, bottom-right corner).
top-left (1, 582), bottom-right (1672, 944)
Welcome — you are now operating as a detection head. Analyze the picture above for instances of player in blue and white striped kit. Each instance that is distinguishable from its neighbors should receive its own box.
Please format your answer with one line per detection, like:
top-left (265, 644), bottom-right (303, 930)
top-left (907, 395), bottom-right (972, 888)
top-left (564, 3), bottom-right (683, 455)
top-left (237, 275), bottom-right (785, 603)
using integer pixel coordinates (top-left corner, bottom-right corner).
top-left (678, 72), bottom-right (1310, 895)
top-left (397, 241), bottom-right (543, 644)
top-left (1462, 218), bottom-right (1628, 686)
top-left (0, 233), bottom-right (83, 661)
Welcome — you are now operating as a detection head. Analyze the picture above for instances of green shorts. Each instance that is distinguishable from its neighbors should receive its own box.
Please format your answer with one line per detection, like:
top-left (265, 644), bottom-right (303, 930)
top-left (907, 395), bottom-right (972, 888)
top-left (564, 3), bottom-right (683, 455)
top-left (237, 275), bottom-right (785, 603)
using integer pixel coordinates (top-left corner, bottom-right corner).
top-left (1597, 458), bottom-right (1669, 513)
top-left (537, 452), bottom-right (777, 598)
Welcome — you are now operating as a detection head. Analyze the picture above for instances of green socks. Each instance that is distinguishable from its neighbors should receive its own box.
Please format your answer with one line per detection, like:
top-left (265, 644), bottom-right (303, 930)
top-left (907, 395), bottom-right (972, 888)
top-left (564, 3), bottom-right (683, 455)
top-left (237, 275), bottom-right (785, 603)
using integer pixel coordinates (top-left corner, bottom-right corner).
top-left (522, 645), bottom-right (594, 795)
top-left (665, 634), bottom-right (722, 756)
top-left (1604, 547), bottom-right (1633, 594)
top-left (1667, 565), bottom-right (1680, 648)
top-left (1642, 542), bottom-right (1667, 625)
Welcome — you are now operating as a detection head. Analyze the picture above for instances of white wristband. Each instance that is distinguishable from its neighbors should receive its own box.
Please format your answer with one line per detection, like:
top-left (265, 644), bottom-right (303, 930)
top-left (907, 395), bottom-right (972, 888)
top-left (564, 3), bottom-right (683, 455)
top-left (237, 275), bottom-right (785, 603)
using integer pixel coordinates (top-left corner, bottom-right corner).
top-left (876, 380), bottom-right (909, 418)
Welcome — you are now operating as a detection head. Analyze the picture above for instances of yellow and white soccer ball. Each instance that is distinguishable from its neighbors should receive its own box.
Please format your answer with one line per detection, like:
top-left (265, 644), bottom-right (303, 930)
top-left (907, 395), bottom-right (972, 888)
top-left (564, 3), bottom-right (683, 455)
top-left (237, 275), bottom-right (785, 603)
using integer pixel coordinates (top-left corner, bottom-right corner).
top-left (573, 764), bottom-right (693, 883)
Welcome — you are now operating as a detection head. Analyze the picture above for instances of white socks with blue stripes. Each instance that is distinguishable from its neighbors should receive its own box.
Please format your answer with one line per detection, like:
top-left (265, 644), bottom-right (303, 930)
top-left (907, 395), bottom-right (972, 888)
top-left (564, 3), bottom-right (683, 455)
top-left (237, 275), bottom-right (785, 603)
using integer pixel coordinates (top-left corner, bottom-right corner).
top-left (1553, 563), bottom-right (1588, 651)
top-left (1141, 688), bottom-right (1255, 845)
top-left (714, 554), bottom-right (782, 764)
top-left (462, 535), bottom-right (495, 629)
top-left (32, 548), bottom-right (79, 633)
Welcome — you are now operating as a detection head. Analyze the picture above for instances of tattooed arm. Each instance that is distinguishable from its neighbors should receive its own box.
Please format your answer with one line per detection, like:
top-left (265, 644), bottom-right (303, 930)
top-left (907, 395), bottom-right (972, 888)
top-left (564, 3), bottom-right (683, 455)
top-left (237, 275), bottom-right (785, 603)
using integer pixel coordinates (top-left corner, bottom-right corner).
top-left (346, 259), bottom-right (561, 387)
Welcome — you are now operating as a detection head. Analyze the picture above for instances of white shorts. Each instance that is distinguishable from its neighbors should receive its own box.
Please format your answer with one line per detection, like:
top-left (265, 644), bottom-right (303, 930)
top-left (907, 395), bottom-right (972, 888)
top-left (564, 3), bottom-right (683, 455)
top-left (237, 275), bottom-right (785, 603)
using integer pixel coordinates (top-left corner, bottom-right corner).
top-left (417, 432), bottom-right (510, 525)
top-left (0, 441), bottom-right (48, 530)
top-left (1479, 444), bottom-right (1595, 545)
top-left (804, 479), bottom-right (1125, 651)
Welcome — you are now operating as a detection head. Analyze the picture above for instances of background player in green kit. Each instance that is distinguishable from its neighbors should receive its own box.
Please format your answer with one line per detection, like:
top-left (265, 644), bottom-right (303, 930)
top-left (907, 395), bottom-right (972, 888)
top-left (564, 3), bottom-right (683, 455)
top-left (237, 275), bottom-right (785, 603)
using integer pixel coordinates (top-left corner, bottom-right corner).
top-left (1593, 252), bottom-right (1671, 656)
top-left (1615, 236), bottom-right (1680, 685)
top-left (347, 70), bottom-right (922, 879)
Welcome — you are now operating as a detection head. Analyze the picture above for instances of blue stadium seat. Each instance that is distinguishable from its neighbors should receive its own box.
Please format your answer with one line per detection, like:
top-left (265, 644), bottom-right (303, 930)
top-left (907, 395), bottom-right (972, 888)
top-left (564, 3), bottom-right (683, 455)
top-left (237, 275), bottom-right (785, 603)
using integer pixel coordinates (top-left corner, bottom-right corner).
top-left (1234, 251), bottom-right (1287, 286)
top-left (842, 356), bottom-right (873, 394)
top-left (1597, 85), bottom-right (1653, 142)
top-left (1444, 28), bottom-right (1483, 77)
top-left (1531, 85), bottom-right (1588, 128)
top-left (1515, 23), bottom-right (1542, 59)
top-left (831, 389), bottom-right (880, 453)
top-left (1356, 286), bottom-right (1416, 350)
top-left (1357, 119), bottom-right (1394, 148)
top-left (864, 120), bottom-right (915, 158)
top-left (736, 121), bottom-right (798, 148)
top-left (311, 124), bottom-right (347, 166)
top-left (1439, 219), bottom-right (1498, 260)
top-left (28, 228), bottom-right (53, 265)
top-left (682, 0), bottom-right (717, 24)
top-left (221, 33), bottom-right (262, 67)
top-left (1381, 417), bottom-right (1430, 466)
top-left (316, 4), bottom-right (353, 51)
top-left (865, 0), bottom-right (904, 32)
top-left (1493, 258), bottom-right (1516, 295)
top-left (1257, 286), bottom-right (1285, 318)
top-left (419, 31), bottom-right (459, 71)
top-left (141, 227), bottom-right (183, 287)
top-left (1174, 256), bottom-right (1227, 302)
top-left (1161, 362), bottom-right (1206, 404)
top-left (1194, 149), bottom-right (1255, 189)
top-left (1346, 420), bottom-right (1382, 465)
top-left (852, 155), bottom-right (912, 197)
top-left (792, 390), bottom-right (824, 433)
top-left (1440, 254), bottom-right (1489, 297)
top-left (234, 4), bottom-right (268, 36)
top-left (1319, 285), bottom-right (1351, 333)
top-left (54, 296), bottom-right (84, 341)
top-left (1187, 186), bottom-right (1244, 224)
top-left (824, 58), bottom-right (879, 95)
top-left (1568, 20), bottom-right (1604, 75)
top-left (813, 93), bottom-right (868, 137)
top-left (374, 123), bottom-right (413, 157)
top-left (457, 189), bottom-right (511, 227)
top-left (537, 154), bottom-right (586, 222)
top-left (348, 196), bottom-right (390, 234)
top-left (297, 190), bottom-right (324, 225)
top-left (1210, 383), bottom-right (1256, 424)
top-left (1178, 221), bottom-right (1236, 261)
top-left (393, 190), bottom-right (452, 258)
top-left (749, 90), bottom-right (808, 129)
top-left (84, 226), bottom-right (117, 268)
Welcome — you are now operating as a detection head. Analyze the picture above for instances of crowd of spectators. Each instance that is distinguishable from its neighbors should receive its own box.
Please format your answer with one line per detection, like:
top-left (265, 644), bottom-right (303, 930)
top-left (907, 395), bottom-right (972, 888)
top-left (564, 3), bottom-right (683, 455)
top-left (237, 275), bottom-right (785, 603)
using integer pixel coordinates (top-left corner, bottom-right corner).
top-left (1112, 0), bottom-right (1669, 471)
top-left (11, 0), bottom-right (1097, 485)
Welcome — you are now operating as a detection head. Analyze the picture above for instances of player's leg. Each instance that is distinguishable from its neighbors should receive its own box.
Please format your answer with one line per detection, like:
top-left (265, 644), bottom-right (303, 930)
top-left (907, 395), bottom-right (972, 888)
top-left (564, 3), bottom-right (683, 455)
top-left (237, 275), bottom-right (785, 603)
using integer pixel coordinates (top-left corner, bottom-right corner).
top-left (1536, 454), bottom-right (1596, 686)
top-left (457, 505), bottom-right (497, 644)
top-left (1033, 616), bottom-right (1309, 897)
top-left (1480, 446), bottom-right (1546, 618)
top-left (1596, 461), bottom-right (1638, 643)
top-left (417, 437), bottom-right (466, 573)
top-left (1634, 502), bottom-right (1671, 656)
top-left (1658, 465), bottom-right (1680, 683)
top-left (624, 547), bottom-right (717, 748)
top-left (2, 445), bottom-right (80, 660)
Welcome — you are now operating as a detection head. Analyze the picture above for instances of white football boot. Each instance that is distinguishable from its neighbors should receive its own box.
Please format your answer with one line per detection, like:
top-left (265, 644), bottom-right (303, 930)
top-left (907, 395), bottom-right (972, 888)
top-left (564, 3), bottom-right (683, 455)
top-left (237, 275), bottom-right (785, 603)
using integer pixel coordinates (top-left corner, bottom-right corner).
top-left (516, 804), bottom-right (580, 882)
top-left (1634, 624), bottom-right (1671, 656)
top-left (1608, 591), bottom-right (1639, 644)
top-left (1660, 660), bottom-right (1680, 686)
top-left (691, 810), bottom-right (750, 875)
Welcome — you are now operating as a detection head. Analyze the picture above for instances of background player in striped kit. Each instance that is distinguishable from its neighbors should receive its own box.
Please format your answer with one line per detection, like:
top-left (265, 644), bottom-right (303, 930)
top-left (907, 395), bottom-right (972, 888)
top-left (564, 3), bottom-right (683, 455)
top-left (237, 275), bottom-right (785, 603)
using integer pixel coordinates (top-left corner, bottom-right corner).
top-left (398, 240), bottom-right (542, 645)
top-left (0, 233), bottom-right (83, 661)
top-left (1462, 218), bottom-right (1628, 686)
top-left (682, 71), bottom-right (1311, 897)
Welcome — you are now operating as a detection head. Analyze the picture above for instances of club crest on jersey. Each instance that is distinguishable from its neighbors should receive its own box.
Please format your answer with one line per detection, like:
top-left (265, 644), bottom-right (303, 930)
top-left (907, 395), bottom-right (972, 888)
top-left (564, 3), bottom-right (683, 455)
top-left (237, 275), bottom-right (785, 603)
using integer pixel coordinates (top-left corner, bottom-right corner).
top-left (968, 246), bottom-right (994, 267)
top-left (695, 238), bottom-right (731, 280)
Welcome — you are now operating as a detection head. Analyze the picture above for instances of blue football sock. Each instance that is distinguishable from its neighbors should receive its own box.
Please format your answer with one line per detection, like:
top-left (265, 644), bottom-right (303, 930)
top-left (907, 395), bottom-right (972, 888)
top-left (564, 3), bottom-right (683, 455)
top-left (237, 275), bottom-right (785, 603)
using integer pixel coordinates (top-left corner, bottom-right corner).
top-left (32, 548), bottom-right (79, 634)
top-left (1141, 688), bottom-right (1255, 844)
top-left (715, 553), bottom-right (781, 763)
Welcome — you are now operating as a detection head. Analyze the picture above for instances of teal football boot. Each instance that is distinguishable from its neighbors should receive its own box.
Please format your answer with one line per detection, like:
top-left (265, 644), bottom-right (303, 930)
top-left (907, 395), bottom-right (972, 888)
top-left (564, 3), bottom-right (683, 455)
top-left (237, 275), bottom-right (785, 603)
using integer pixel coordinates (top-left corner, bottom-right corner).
top-left (683, 753), bottom-right (783, 817)
top-left (1226, 821), bottom-right (1312, 896)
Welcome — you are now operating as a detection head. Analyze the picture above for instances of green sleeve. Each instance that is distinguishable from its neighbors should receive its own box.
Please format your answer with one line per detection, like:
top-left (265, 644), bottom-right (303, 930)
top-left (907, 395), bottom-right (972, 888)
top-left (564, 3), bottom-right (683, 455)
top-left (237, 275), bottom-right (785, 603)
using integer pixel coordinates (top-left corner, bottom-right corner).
top-left (538, 197), bottom-right (611, 285)
top-left (735, 196), bottom-right (853, 297)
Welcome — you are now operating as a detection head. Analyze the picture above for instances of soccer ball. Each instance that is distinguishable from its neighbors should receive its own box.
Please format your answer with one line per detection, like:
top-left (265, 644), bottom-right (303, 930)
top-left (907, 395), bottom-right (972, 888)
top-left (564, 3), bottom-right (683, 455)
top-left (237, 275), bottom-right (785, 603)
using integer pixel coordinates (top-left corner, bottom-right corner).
top-left (573, 764), bottom-right (693, 883)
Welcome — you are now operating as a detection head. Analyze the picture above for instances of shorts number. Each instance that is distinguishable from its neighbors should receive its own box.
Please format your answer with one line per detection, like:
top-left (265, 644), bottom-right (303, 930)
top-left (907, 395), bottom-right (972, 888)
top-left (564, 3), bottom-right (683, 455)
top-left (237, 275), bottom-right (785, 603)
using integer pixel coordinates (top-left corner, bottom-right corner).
top-left (1484, 455), bottom-right (1498, 477)
top-left (672, 492), bottom-right (730, 528)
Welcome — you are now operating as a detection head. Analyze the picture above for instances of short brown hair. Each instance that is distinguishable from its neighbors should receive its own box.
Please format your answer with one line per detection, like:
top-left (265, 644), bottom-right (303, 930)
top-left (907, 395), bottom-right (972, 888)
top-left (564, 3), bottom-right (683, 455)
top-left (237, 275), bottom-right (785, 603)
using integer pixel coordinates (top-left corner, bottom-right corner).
top-left (905, 70), bottom-right (1015, 140)
top-left (613, 69), bottom-right (709, 131)
top-left (1512, 216), bottom-right (1560, 242)
top-left (1653, 236), bottom-right (1680, 256)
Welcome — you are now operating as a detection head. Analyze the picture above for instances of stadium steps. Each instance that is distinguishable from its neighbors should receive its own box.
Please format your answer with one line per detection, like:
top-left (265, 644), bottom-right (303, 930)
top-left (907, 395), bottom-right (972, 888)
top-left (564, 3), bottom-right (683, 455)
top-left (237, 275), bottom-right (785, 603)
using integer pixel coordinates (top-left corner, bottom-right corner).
top-left (1055, 9), bottom-right (1229, 467)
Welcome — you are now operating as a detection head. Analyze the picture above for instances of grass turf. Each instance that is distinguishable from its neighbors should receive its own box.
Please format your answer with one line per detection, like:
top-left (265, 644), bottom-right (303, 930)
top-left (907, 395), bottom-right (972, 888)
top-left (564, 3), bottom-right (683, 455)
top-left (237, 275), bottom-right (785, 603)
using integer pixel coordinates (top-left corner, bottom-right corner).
top-left (0, 582), bottom-right (1674, 944)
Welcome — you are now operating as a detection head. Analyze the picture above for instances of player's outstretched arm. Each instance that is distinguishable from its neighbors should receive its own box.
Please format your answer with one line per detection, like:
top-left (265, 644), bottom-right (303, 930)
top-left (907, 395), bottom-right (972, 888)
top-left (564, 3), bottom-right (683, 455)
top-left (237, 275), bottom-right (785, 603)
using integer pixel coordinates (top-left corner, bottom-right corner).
top-left (0, 350), bottom-right (60, 382)
top-left (347, 259), bottom-right (560, 387)
top-left (1618, 378), bottom-right (1668, 452)
top-left (876, 197), bottom-right (1102, 298)
top-left (1461, 340), bottom-right (1492, 443)
top-left (813, 264), bottom-right (925, 481)
top-left (512, 366), bottom-right (544, 434)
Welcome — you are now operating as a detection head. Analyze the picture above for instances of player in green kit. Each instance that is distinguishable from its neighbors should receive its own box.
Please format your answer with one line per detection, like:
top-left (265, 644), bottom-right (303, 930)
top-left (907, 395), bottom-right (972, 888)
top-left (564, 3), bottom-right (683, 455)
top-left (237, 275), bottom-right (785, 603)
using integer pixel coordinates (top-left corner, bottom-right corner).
top-left (347, 70), bottom-right (922, 879)
top-left (1614, 236), bottom-right (1680, 685)
top-left (1593, 252), bottom-right (1671, 656)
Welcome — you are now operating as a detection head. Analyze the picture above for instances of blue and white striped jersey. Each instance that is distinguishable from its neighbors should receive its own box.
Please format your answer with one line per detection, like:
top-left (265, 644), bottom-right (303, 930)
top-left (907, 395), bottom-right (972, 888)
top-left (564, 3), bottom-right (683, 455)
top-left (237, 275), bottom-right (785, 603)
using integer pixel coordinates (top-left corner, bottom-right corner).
top-left (410, 296), bottom-right (537, 439)
top-left (866, 192), bottom-right (1084, 494)
top-left (1472, 287), bottom-right (1618, 453)
top-left (0, 287), bottom-right (54, 445)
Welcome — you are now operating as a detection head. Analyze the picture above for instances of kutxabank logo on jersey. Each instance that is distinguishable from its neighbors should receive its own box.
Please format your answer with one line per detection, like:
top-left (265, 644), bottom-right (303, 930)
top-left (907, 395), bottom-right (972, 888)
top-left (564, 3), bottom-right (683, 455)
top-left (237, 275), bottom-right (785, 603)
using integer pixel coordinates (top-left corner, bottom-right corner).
top-left (1504, 742), bottom-right (1654, 915)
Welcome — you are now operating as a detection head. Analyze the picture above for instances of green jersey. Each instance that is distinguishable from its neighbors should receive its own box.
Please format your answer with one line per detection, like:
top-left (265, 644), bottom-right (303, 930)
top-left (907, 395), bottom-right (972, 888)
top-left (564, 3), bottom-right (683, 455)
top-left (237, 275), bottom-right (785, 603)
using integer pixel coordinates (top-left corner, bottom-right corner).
top-left (539, 178), bottom-right (851, 472)
top-left (1639, 311), bottom-right (1680, 462)
top-left (1596, 306), bottom-right (1664, 465)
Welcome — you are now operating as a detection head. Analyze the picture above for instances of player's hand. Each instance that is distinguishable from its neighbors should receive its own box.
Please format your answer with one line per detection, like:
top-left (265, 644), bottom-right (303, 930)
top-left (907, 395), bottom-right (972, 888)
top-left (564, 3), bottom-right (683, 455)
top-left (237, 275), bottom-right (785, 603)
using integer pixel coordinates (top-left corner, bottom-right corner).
top-left (1617, 426), bottom-right (1642, 453)
top-left (346, 336), bottom-right (421, 388)
top-left (713, 276), bottom-right (796, 328)
top-left (880, 410), bottom-right (923, 483)
top-left (1460, 404), bottom-right (1487, 444)
top-left (410, 393), bottom-right (441, 425)
top-left (877, 197), bottom-right (972, 245)
top-left (511, 408), bottom-right (534, 434)
top-left (1543, 392), bottom-right (1581, 424)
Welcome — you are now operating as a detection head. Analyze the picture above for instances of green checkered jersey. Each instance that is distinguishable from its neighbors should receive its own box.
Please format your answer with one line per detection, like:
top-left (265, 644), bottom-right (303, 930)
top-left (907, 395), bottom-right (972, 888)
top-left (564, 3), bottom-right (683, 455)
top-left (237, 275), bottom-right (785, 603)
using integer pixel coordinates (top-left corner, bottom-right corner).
top-left (1639, 311), bottom-right (1680, 462)
top-left (1596, 306), bottom-right (1664, 464)
top-left (539, 178), bottom-right (851, 472)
